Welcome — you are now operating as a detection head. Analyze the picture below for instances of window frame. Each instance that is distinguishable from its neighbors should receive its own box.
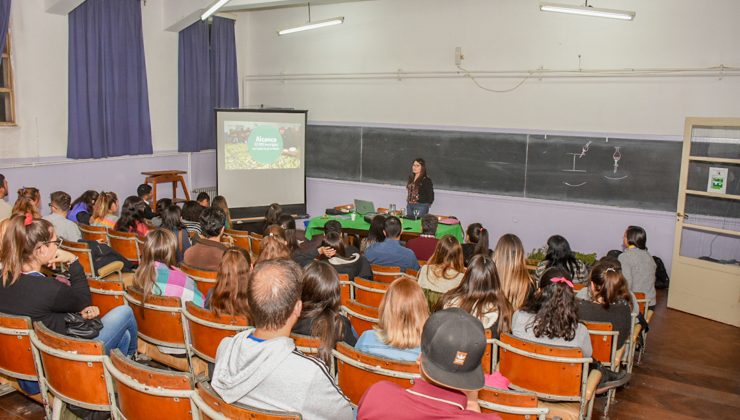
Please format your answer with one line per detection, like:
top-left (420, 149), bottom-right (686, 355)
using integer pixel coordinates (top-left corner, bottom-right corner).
top-left (0, 31), bottom-right (16, 126)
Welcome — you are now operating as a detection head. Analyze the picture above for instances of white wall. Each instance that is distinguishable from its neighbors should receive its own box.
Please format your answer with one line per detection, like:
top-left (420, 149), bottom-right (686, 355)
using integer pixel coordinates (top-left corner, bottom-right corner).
top-left (0, 0), bottom-right (179, 159)
top-left (235, 0), bottom-right (740, 135)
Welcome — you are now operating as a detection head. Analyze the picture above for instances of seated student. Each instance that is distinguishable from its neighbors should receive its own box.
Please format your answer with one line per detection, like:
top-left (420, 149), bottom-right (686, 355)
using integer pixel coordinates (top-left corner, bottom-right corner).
top-left (534, 235), bottom-right (588, 284)
top-left (256, 225), bottom-right (292, 263)
top-left (292, 261), bottom-right (356, 366)
top-left (436, 254), bottom-right (512, 338)
top-left (493, 233), bottom-right (535, 311)
top-left (0, 215), bottom-right (137, 356)
top-left (205, 247), bottom-right (252, 316)
top-left (134, 228), bottom-right (204, 307)
top-left (405, 214), bottom-right (439, 261)
top-left (461, 223), bottom-right (492, 267)
top-left (358, 308), bottom-right (493, 419)
top-left (278, 213), bottom-right (307, 244)
top-left (260, 202), bottom-right (283, 235)
top-left (181, 200), bottom-right (204, 236)
top-left (211, 259), bottom-right (353, 420)
top-left (159, 205), bottom-right (191, 262)
top-left (67, 190), bottom-right (99, 225)
top-left (136, 183), bottom-right (156, 220)
top-left (212, 195), bottom-right (232, 230)
top-left (150, 198), bottom-right (173, 228)
top-left (360, 214), bottom-right (386, 253)
top-left (12, 187), bottom-right (42, 219)
top-left (196, 191), bottom-right (210, 207)
top-left (618, 225), bottom-right (657, 308)
top-left (355, 277), bottom-right (429, 362)
top-left (418, 235), bottom-right (465, 309)
top-left (365, 216), bottom-right (420, 272)
top-left (90, 191), bottom-right (119, 229)
top-left (0, 174), bottom-right (10, 221)
top-left (317, 231), bottom-right (372, 279)
top-left (576, 260), bottom-right (633, 350)
top-left (114, 196), bottom-right (150, 239)
top-left (43, 191), bottom-right (82, 242)
top-left (278, 214), bottom-right (315, 266)
top-left (184, 207), bottom-right (229, 271)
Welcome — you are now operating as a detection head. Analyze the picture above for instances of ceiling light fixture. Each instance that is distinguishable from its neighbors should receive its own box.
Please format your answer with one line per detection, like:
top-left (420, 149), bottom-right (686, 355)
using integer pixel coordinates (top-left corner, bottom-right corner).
top-left (278, 3), bottom-right (344, 36)
top-left (540, 1), bottom-right (635, 21)
top-left (201, 0), bottom-right (231, 21)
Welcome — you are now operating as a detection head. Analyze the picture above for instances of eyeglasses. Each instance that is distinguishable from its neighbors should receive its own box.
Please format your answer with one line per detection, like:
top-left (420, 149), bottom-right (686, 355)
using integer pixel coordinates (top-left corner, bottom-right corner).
top-left (44, 238), bottom-right (63, 247)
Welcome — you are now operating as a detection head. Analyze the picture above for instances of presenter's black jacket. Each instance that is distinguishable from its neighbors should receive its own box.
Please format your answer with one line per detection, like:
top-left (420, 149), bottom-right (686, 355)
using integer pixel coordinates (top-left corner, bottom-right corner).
top-left (416, 177), bottom-right (435, 204)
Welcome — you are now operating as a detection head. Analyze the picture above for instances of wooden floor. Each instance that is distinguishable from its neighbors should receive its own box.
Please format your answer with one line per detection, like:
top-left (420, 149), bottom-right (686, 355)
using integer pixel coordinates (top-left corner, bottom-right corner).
top-left (1, 290), bottom-right (738, 419)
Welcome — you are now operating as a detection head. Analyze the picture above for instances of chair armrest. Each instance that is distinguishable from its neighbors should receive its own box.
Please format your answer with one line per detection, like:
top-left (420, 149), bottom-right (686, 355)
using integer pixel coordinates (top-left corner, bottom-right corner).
top-left (98, 261), bottom-right (124, 278)
top-left (585, 369), bottom-right (603, 401)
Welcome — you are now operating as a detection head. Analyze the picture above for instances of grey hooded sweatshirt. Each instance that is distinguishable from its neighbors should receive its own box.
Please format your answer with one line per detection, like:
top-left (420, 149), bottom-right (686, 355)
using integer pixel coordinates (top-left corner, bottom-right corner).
top-left (211, 328), bottom-right (353, 420)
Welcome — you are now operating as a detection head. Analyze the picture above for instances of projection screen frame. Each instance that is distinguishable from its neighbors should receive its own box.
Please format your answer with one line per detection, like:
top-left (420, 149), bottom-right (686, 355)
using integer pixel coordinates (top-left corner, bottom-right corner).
top-left (215, 108), bottom-right (308, 220)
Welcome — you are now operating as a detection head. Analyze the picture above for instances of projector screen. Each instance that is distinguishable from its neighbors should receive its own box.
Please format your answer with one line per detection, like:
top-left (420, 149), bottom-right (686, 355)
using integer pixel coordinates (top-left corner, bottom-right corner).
top-left (216, 109), bottom-right (307, 218)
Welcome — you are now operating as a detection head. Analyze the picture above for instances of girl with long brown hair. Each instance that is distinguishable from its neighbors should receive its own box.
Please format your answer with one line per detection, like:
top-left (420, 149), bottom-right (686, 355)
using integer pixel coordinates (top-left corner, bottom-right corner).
top-left (206, 247), bottom-right (251, 318)
top-left (355, 277), bottom-right (429, 361)
top-left (133, 228), bottom-right (204, 306)
top-left (256, 225), bottom-right (292, 263)
top-left (115, 195), bottom-right (150, 239)
top-left (68, 190), bottom-right (99, 224)
top-left (211, 195), bottom-right (232, 230)
top-left (90, 191), bottom-right (119, 229)
top-left (0, 214), bottom-right (137, 356)
top-left (292, 261), bottom-right (356, 365)
top-left (417, 235), bottom-right (465, 309)
top-left (436, 254), bottom-right (513, 337)
top-left (11, 187), bottom-right (42, 219)
top-left (461, 222), bottom-right (492, 266)
top-left (494, 233), bottom-right (536, 311)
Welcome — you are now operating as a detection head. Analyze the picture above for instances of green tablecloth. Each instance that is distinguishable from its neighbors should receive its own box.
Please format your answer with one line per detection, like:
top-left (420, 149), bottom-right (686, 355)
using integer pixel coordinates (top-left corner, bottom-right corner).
top-left (305, 214), bottom-right (464, 243)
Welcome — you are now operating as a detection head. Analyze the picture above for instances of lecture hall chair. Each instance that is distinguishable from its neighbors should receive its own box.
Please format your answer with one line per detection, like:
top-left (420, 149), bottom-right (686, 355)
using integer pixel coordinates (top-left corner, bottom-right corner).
top-left (193, 380), bottom-right (302, 420)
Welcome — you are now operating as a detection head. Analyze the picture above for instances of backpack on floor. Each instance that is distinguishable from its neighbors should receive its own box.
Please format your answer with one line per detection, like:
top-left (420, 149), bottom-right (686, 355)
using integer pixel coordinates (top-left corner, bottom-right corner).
top-left (654, 256), bottom-right (670, 289)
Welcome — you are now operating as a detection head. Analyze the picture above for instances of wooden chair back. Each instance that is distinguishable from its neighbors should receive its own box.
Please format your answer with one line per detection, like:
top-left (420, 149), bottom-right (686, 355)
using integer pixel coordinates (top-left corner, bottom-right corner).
top-left (290, 333), bottom-right (320, 356)
top-left (249, 233), bottom-right (263, 257)
top-left (31, 322), bottom-right (113, 411)
top-left (108, 230), bottom-right (143, 264)
top-left (353, 277), bottom-right (388, 308)
top-left (0, 313), bottom-right (40, 380)
top-left (405, 267), bottom-right (419, 277)
top-left (194, 380), bottom-right (302, 419)
top-left (125, 287), bottom-right (186, 349)
top-left (482, 329), bottom-right (493, 374)
top-left (333, 342), bottom-right (419, 405)
top-left (60, 240), bottom-right (96, 277)
top-left (573, 283), bottom-right (586, 291)
top-left (79, 224), bottom-right (108, 244)
top-left (179, 263), bottom-right (218, 296)
top-left (478, 387), bottom-right (547, 420)
top-left (224, 229), bottom-right (251, 252)
top-left (338, 274), bottom-right (351, 306)
top-left (370, 264), bottom-right (403, 283)
top-left (496, 333), bottom-right (587, 399)
top-left (584, 321), bottom-right (619, 367)
top-left (88, 278), bottom-right (125, 317)
top-left (342, 300), bottom-right (379, 335)
top-left (633, 292), bottom-right (648, 316)
top-left (105, 349), bottom-right (194, 420)
top-left (183, 301), bottom-right (248, 363)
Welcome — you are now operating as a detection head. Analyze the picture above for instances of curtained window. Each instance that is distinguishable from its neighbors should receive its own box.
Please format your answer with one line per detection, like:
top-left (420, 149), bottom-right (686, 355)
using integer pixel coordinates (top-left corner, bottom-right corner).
top-left (67, 0), bottom-right (153, 159)
top-left (178, 16), bottom-right (238, 153)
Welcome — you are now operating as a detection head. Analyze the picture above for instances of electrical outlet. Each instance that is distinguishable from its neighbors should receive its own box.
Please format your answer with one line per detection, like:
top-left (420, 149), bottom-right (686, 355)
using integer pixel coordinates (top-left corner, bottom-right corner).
top-left (455, 47), bottom-right (463, 66)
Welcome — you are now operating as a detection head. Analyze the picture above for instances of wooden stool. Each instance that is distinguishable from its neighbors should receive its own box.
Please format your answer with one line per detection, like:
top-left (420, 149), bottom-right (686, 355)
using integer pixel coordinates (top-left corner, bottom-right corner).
top-left (142, 170), bottom-right (190, 210)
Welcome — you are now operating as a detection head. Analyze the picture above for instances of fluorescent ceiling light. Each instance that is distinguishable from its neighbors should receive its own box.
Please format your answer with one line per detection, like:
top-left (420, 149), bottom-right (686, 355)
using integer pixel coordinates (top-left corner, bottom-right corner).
top-left (540, 2), bottom-right (635, 21)
top-left (278, 17), bottom-right (344, 35)
top-left (202, 0), bottom-right (232, 21)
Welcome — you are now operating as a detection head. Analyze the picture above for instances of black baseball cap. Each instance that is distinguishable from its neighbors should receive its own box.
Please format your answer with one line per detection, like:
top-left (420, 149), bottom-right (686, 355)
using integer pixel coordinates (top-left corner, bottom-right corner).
top-left (420, 308), bottom-right (486, 391)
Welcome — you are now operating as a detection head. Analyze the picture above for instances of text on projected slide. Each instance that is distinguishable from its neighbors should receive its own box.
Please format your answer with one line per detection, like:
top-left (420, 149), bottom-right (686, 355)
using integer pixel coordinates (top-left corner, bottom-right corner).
top-left (224, 121), bottom-right (303, 170)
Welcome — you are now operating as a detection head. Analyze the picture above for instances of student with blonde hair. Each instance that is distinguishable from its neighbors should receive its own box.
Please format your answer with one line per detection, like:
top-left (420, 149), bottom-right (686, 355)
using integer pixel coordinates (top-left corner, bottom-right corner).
top-left (90, 191), bottom-right (119, 229)
top-left (417, 235), bottom-right (465, 309)
top-left (355, 277), bottom-right (429, 361)
top-left (11, 187), bottom-right (42, 219)
top-left (494, 233), bottom-right (535, 310)
top-left (134, 228), bottom-right (204, 306)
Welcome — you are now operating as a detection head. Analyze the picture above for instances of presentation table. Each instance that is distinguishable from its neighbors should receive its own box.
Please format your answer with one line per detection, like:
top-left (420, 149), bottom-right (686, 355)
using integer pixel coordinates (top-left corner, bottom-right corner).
top-left (305, 214), bottom-right (464, 243)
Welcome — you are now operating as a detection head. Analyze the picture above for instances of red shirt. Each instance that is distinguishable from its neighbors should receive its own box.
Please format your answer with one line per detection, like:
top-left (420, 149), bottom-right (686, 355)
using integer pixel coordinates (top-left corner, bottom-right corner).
top-left (405, 236), bottom-right (438, 261)
top-left (357, 380), bottom-right (500, 420)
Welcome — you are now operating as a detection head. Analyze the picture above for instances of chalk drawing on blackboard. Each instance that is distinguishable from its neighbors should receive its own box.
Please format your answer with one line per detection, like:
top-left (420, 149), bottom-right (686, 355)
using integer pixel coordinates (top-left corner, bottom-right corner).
top-left (604, 146), bottom-right (629, 180)
top-left (564, 181), bottom-right (588, 187)
top-left (562, 140), bottom-right (592, 173)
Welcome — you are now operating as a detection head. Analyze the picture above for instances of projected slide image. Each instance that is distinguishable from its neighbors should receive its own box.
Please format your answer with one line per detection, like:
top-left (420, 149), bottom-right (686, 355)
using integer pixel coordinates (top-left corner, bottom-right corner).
top-left (224, 121), bottom-right (302, 170)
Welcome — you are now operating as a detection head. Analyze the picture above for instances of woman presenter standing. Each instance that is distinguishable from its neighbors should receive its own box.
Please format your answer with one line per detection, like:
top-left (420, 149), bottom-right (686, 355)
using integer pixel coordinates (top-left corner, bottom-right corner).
top-left (406, 158), bottom-right (434, 218)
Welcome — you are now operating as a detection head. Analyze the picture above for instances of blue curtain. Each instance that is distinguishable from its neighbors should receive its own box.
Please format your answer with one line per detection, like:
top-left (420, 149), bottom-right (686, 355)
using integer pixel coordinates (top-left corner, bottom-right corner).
top-left (178, 20), bottom-right (211, 152)
top-left (67, 0), bottom-right (153, 159)
top-left (211, 16), bottom-right (239, 109)
top-left (0, 0), bottom-right (11, 57)
top-left (178, 17), bottom-right (238, 152)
